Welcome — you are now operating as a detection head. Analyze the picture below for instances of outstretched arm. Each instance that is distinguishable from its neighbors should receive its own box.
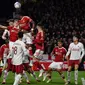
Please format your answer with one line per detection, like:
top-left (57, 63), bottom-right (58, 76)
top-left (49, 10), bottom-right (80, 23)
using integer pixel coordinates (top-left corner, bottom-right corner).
top-left (0, 25), bottom-right (7, 29)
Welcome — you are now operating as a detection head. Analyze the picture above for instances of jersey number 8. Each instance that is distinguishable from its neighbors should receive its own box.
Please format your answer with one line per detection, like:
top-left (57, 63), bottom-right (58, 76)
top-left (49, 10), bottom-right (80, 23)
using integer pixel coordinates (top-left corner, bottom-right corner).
top-left (13, 46), bottom-right (17, 55)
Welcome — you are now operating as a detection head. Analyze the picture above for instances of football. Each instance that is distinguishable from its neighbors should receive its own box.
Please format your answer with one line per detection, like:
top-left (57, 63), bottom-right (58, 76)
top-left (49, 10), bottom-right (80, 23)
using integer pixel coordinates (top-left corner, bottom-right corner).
top-left (14, 2), bottom-right (21, 9)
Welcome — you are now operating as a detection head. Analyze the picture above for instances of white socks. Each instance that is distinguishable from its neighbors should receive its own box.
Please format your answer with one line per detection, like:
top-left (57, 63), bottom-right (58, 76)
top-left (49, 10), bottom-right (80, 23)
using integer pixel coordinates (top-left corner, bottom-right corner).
top-left (67, 71), bottom-right (71, 82)
top-left (23, 71), bottom-right (29, 81)
top-left (75, 70), bottom-right (78, 81)
top-left (3, 70), bottom-right (9, 82)
top-left (67, 70), bottom-right (78, 83)
top-left (13, 74), bottom-right (21, 85)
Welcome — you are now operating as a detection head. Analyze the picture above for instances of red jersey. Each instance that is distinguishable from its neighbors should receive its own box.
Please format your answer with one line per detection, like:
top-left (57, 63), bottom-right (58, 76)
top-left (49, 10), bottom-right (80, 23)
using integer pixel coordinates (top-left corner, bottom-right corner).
top-left (0, 44), bottom-right (9, 59)
top-left (8, 26), bottom-right (19, 42)
top-left (34, 31), bottom-right (44, 50)
top-left (52, 46), bottom-right (67, 62)
top-left (19, 16), bottom-right (32, 31)
top-left (21, 16), bottom-right (32, 23)
top-left (21, 23), bottom-right (31, 31)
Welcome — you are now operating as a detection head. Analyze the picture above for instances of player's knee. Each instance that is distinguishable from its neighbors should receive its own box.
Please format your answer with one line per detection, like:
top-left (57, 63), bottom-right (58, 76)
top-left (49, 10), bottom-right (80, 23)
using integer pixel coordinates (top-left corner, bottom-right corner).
top-left (75, 65), bottom-right (79, 70)
top-left (48, 67), bottom-right (52, 72)
top-left (68, 66), bottom-right (72, 72)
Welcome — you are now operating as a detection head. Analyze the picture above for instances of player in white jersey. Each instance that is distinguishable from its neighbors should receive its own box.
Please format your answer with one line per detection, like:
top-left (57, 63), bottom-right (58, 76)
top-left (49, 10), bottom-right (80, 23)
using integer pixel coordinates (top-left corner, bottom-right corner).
top-left (65, 36), bottom-right (85, 85)
top-left (22, 32), bottom-right (40, 82)
top-left (11, 32), bottom-right (30, 85)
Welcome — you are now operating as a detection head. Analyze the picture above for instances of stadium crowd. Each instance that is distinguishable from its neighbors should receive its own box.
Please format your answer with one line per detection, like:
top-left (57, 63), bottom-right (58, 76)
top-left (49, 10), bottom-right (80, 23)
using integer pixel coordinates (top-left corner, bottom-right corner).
top-left (0, 0), bottom-right (84, 85)
top-left (0, 0), bottom-right (85, 54)
top-left (21, 0), bottom-right (85, 54)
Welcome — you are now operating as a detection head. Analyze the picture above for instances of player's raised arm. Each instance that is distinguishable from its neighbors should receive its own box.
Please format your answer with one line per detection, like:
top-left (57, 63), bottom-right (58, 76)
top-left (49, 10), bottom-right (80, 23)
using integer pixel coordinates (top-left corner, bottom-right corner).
top-left (0, 25), bottom-right (7, 29)
top-left (2, 29), bottom-right (9, 40)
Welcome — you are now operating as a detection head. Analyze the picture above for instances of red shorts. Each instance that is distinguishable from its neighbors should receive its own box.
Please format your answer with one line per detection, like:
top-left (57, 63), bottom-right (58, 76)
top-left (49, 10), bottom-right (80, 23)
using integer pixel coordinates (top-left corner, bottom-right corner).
top-left (68, 60), bottom-right (79, 66)
top-left (12, 64), bottom-right (23, 74)
top-left (7, 58), bottom-right (12, 71)
top-left (23, 63), bottom-right (30, 70)
top-left (0, 68), bottom-right (2, 77)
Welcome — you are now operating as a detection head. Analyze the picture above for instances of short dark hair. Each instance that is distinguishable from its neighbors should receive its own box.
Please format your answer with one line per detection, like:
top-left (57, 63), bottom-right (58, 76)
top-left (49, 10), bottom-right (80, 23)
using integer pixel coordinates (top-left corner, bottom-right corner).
top-left (73, 35), bottom-right (79, 39)
top-left (7, 19), bottom-right (14, 23)
top-left (37, 23), bottom-right (44, 30)
top-left (18, 31), bottom-right (23, 38)
top-left (57, 40), bottom-right (63, 43)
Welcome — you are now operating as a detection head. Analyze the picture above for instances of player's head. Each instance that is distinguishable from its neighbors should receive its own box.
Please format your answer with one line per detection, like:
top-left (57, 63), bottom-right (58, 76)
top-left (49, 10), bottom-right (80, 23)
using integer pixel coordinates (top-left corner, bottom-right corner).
top-left (13, 19), bottom-right (19, 27)
top-left (57, 40), bottom-right (63, 48)
top-left (7, 19), bottom-right (14, 26)
top-left (73, 36), bottom-right (79, 44)
top-left (18, 31), bottom-right (23, 39)
top-left (36, 23), bottom-right (44, 31)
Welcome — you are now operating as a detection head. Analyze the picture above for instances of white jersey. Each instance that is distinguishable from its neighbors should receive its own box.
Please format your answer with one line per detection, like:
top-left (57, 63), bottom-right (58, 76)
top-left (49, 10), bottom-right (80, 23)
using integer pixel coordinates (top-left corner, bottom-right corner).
top-left (23, 55), bottom-right (29, 63)
top-left (66, 42), bottom-right (85, 60)
top-left (22, 33), bottom-right (33, 44)
top-left (12, 39), bottom-right (29, 65)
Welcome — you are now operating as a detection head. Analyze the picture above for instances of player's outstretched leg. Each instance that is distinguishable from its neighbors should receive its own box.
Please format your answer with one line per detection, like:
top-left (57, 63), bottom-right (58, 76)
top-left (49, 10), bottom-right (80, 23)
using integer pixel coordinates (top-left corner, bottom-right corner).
top-left (45, 68), bottom-right (52, 83)
top-left (28, 67), bottom-right (40, 82)
top-left (57, 70), bottom-right (68, 85)
top-left (34, 61), bottom-right (45, 78)
top-left (2, 70), bottom-right (9, 84)
top-left (22, 70), bottom-right (30, 84)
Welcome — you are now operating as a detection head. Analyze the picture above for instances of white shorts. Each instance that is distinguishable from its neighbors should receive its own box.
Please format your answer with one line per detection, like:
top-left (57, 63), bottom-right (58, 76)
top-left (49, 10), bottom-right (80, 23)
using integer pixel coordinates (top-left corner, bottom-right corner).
top-left (34, 49), bottom-right (44, 59)
top-left (49, 62), bottom-right (63, 70)
top-left (22, 33), bottom-right (33, 44)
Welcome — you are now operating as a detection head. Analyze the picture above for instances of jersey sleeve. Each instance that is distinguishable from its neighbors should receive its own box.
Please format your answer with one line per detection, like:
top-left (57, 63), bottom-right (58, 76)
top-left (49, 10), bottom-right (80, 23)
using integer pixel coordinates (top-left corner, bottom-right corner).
top-left (63, 48), bottom-right (67, 55)
top-left (7, 26), bottom-right (11, 30)
top-left (35, 32), bottom-right (44, 44)
top-left (0, 46), bottom-right (4, 59)
top-left (40, 32), bottom-right (44, 43)
top-left (2, 29), bottom-right (9, 40)
top-left (66, 44), bottom-right (71, 57)
top-left (80, 43), bottom-right (85, 59)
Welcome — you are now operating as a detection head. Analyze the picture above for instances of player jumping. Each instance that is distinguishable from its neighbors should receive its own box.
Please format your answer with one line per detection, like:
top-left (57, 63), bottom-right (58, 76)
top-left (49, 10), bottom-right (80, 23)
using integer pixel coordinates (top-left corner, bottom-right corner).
top-left (33, 23), bottom-right (46, 78)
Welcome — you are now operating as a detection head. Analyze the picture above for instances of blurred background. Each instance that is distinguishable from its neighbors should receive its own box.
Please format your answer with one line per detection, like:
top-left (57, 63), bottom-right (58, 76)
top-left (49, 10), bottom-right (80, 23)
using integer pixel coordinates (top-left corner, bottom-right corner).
top-left (0, 0), bottom-right (85, 63)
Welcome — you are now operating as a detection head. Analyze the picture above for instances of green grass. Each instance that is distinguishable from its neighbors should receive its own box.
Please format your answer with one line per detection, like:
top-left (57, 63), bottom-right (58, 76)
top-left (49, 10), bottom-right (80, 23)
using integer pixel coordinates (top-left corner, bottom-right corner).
top-left (0, 71), bottom-right (85, 85)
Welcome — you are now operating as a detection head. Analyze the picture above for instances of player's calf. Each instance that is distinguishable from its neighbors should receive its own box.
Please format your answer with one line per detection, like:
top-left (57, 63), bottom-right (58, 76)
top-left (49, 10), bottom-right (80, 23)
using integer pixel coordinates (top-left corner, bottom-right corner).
top-left (74, 65), bottom-right (79, 85)
top-left (44, 68), bottom-right (52, 83)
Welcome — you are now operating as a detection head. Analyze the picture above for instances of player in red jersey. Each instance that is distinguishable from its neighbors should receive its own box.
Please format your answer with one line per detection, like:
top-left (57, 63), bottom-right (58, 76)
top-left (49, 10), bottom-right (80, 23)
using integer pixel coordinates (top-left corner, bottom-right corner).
top-left (0, 19), bottom-right (21, 84)
top-left (33, 23), bottom-right (46, 78)
top-left (0, 39), bottom-right (9, 82)
top-left (19, 15), bottom-right (34, 60)
top-left (0, 19), bottom-right (20, 51)
top-left (2, 19), bottom-right (14, 40)
top-left (43, 40), bottom-right (68, 85)
top-left (19, 15), bottom-right (35, 31)
top-left (19, 15), bottom-right (38, 80)
top-left (19, 15), bottom-right (34, 56)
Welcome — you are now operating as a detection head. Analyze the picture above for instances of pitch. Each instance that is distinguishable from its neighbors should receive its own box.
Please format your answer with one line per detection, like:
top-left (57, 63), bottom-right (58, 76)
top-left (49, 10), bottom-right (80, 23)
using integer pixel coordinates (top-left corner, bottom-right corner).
top-left (0, 71), bottom-right (85, 85)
